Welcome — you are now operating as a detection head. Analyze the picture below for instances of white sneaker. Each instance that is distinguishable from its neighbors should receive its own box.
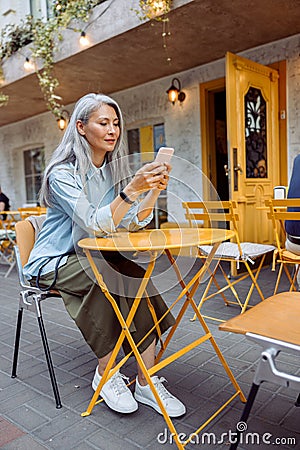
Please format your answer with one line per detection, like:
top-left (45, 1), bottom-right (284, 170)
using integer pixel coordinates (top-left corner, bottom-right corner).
top-left (134, 376), bottom-right (186, 417)
top-left (92, 368), bottom-right (138, 414)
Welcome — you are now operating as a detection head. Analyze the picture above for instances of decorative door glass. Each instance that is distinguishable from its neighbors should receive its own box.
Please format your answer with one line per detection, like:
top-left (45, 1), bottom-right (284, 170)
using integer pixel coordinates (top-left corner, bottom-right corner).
top-left (245, 87), bottom-right (267, 178)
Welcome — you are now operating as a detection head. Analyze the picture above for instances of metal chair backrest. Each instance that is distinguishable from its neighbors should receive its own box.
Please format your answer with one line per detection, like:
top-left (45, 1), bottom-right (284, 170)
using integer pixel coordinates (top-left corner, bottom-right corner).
top-left (265, 198), bottom-right (300, 251)
top-left (18, 206), bottom-right (47, 220)
top-left (182, 200), bottom-right (241, 248)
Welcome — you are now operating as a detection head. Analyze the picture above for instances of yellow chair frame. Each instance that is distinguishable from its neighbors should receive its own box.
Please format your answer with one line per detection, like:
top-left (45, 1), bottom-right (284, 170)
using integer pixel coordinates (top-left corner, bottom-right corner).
top-left (265, 198), bottom-right (300, 294)
top-left (182, 201), bottom-right (275, 321)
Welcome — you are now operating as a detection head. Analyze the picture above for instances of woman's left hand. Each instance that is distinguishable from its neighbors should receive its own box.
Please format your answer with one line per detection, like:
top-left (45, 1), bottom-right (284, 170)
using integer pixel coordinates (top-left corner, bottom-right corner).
top-left (153, 163), bottom-right (170, 191)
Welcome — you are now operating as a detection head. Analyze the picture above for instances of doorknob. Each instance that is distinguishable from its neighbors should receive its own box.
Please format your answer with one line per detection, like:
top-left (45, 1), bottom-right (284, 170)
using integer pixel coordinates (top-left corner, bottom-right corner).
top-left (224, 164), bottom-right (229, 176)
top-left (234, 164), bottom-right (243, 174)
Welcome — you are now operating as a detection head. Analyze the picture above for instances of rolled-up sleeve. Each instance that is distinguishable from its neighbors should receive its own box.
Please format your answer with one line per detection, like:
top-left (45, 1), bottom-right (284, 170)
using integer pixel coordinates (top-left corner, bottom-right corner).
top-left (49, 168), bottom-right (153, 235)
top-left (119, 204), bottom-right (153, 231)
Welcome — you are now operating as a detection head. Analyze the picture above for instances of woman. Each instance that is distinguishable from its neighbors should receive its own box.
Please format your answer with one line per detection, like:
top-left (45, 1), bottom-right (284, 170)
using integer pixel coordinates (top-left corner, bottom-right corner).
top-left (24, 93), bottom-right (185, 417)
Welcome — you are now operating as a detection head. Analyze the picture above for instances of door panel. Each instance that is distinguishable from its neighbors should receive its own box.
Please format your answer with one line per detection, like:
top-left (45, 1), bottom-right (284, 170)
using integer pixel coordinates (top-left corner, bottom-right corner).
top-left (226, 52), bottom-right (280, 243)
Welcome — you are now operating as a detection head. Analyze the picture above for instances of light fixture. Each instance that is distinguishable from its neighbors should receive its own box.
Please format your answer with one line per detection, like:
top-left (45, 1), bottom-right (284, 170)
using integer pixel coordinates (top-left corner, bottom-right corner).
top-left (166, 77), bottom-right (186, 105)
top-left (23, 57), bottom-right (35, 71)
top-left (57, 110), bottom-right (70, 131)
top-left (79, 31), bottom-right (90, 47)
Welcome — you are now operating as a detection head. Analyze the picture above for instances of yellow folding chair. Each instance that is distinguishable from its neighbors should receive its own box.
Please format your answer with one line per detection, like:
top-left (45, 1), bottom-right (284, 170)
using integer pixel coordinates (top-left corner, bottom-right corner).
top-left (18, 206), bottom-right (47, 219)
top-left (265, 198), bottom-right (300, 294)
top-left (182, 201), bottom-right (275, 321)
top-left (0, 217), bottom-right (16, 277)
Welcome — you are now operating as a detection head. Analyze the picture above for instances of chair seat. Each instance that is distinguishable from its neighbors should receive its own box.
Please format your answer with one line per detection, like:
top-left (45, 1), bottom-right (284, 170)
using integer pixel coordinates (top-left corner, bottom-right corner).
top-left (199, 242), bottom-right (275, 262)
top-left (280, 249), bottom-right (300, 262)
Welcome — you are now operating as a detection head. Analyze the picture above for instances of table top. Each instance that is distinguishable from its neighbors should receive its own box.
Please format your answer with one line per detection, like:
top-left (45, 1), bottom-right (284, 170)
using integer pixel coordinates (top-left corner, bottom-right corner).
top-left (78, 227), bottom-right (235, 252)
top-left (219, 291), bottom-right (300, 346)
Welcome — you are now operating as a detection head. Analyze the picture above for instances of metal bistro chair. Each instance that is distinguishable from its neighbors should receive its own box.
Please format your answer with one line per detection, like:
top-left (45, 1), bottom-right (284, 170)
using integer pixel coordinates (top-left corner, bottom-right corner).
top-left (266, 198), bottom-right (300, 294)
top-left (182, 201), bottom-right (275, 322)
top-left (219, 291), bottom-right (300, 450)
top-left (11, 218), bottom-right (62, 408)
top-left (17, 206), bottom-right (47, 220)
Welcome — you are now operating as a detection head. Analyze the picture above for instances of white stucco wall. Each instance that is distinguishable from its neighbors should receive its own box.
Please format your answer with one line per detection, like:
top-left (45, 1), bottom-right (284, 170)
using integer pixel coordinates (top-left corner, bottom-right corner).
top-left (1, 34), bottom-right (300, 222)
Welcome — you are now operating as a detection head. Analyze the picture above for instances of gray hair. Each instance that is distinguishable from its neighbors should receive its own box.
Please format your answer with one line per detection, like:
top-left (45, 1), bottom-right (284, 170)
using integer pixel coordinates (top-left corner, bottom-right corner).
top-left (40, 93), bottom-right (132, 207)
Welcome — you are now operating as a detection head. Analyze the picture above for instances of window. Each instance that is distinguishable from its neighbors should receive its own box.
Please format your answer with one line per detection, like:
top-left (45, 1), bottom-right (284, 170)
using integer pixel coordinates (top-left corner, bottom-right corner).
top-left (23, 147), bottom-right (45, 204)
top-left (127, 123), bottom-right (166, 172)
top-left (30, 0), bottom-right (50, 19)
top-left (127, 123), bottom-right (167, 228)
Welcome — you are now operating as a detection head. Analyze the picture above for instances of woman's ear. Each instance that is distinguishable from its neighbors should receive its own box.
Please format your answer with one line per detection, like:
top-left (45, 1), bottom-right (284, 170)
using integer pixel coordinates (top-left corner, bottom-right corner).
top-left (76, 120), bottom-right (85, 136)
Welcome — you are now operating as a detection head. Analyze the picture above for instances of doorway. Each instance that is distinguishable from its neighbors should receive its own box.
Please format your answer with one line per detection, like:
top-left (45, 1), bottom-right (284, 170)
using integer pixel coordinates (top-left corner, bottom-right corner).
top-left (200, 78), bottom-right (227, 201)
top-left (200, 57), bottom-right (287, 243)
top-left (214, 90), bottom-right (228, 201)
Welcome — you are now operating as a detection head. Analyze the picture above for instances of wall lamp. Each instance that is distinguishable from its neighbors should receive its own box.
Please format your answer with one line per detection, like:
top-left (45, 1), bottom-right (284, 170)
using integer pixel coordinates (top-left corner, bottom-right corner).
top-left (57, 110), bottom-right (70, 131)
top-left (166, 77), bottom-right (186, 105)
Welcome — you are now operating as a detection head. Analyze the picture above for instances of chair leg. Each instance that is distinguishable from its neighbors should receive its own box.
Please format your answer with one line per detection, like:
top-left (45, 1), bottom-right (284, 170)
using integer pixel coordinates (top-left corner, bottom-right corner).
top-left (295, 393), bottom-right (300, 407)
top-left (37, 316), bottom-right (62, 409)
top-left (229, 382), bottom-right (260, 450)
top-left (11, 307), bottom-right (23, 378)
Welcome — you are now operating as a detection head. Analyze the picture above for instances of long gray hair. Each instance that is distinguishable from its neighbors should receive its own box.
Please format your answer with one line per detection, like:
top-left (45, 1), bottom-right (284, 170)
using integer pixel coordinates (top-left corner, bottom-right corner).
top-left (39, 93), bottom-right (132, 207)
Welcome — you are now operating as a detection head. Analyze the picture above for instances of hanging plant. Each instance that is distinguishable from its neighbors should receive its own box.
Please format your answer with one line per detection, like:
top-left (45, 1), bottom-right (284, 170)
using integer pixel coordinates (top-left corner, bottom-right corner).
top-left (0, 0), bottom-right (107, 117)
top-left (135, 0), bottom-right (172, 21)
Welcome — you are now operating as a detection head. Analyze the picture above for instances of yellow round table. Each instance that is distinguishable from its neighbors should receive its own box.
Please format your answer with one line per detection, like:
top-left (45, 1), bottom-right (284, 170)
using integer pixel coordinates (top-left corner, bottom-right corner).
top-left (78, 227), bottom-right (245, 450)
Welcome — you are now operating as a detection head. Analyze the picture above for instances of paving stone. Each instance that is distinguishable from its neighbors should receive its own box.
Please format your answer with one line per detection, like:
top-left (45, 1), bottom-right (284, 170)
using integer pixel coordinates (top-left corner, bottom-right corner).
top-left (6, 405), bottom-right (49, 431)
top-left (1, 434), bottom-right (49, 450)
top-left (1, 261), bottom-right (299, 449)
top-left (0, 416), bottom-right (25, 447)
top-left (43, 420), bottom-right (100, 449)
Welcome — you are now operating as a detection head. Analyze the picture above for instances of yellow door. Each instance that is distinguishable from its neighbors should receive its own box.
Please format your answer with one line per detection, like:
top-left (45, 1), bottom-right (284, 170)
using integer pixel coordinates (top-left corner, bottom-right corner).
top-left (226, 52), bottom-right (280, 243)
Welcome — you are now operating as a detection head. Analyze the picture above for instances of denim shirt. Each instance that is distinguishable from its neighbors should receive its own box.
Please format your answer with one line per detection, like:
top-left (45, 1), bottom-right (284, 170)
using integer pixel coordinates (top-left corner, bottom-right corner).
top-left (23, 161), bottom-right (152, 279)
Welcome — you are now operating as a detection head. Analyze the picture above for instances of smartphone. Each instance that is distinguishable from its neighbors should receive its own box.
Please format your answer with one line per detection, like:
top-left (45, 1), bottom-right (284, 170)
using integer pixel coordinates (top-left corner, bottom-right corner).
top-left (155, 147), bottom-right (174, 164)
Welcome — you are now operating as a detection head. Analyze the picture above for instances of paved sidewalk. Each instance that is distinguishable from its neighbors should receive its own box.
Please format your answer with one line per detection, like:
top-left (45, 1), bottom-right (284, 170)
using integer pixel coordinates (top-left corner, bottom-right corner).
top-left (0, 256), bottom-right (299, 450)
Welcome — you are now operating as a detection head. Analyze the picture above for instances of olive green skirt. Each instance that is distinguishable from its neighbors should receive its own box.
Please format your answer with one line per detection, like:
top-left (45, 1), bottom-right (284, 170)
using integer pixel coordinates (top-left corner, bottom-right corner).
top-left (38, 252), bottom-right (175, 358)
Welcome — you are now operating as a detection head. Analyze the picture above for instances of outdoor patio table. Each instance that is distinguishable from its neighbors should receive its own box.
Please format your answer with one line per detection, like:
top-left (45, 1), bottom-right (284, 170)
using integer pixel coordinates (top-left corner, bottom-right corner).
top-left (78, 227), bottom-right (246, 450)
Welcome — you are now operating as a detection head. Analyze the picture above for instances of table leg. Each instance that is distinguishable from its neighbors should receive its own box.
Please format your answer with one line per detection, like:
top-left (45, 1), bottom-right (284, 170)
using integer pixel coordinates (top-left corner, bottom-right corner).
top-left (82, 249), bottom-right (157, 416)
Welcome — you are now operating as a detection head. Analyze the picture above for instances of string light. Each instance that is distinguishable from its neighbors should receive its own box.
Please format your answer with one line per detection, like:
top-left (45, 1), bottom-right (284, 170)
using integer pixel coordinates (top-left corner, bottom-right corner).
top-left (161, 14), bottom-right (172, 64)
top-left (79, 31), bottom-right (90, 47)
top-left (23, 57), bottom-right (35, 71)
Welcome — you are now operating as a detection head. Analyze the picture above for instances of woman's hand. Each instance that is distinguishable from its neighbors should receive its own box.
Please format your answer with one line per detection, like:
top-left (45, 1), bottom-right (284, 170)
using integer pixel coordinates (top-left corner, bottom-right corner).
top-left (126, 161), bottom-right (171, 198)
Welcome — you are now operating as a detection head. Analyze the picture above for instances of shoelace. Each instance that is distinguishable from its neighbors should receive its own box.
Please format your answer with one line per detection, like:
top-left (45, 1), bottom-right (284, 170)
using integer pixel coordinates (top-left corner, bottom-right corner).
top-left (111, 372), bottom-right (130, 397)
top-left (152, 376), bottom-right (173, 401)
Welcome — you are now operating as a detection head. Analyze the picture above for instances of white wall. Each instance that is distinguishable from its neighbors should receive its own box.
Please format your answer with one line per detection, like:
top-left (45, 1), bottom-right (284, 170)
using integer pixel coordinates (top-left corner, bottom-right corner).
top-left (0, 0), bottom-right (31, 30)
top-left (1, 34), bottom-right (300, 221)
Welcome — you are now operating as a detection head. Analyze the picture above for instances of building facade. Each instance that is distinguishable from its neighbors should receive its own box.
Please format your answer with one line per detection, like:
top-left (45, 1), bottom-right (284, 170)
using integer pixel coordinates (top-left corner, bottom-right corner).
top-left (1, 0), bottom-right (300, 242)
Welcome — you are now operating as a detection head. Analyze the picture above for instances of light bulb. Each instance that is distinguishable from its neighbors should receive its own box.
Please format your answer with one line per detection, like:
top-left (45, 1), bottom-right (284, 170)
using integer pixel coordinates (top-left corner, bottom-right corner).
top-left (24, 57), bottom-right (35, 71)
top-left (79, 31), bottom-right (90, 47)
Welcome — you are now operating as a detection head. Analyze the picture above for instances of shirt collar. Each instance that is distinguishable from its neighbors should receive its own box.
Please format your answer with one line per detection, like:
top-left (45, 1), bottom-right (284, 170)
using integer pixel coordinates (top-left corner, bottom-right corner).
top-left (87, 158), bottom-right (109, 181)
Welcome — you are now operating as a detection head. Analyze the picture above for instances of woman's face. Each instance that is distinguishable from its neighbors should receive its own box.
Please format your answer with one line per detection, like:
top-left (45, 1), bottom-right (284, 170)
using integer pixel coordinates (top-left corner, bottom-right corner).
top-left (76, 103), bottom-right (120, 166)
